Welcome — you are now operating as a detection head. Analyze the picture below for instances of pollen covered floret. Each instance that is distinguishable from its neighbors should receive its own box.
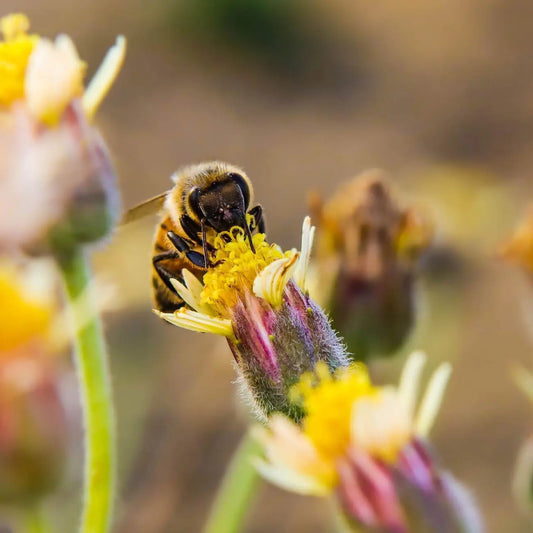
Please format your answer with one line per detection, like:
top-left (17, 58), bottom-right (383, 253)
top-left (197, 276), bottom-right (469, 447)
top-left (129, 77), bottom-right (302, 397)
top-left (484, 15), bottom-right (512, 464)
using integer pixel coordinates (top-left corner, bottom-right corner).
top-left (255, 352), bottom-right (483, 532)
top-left (157, 217), bottom-right (350, 420)
top-left (201, 229), bottom-right (291, 316)
top-left (0, 14), bottom-right (37, 107)
top-left (291, 362), bottom-right (376, 463)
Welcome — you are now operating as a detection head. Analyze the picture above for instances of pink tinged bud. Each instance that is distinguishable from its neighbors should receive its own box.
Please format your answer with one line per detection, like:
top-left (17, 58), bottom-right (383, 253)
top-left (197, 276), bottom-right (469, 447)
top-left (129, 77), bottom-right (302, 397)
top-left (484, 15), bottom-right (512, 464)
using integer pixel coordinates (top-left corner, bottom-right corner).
top-left (337, 451), bottom-right (407, 532)
top-left (229, 281), bottom-right (350, 420)
top-left (394, 440), bottom-right (484, 533)
top-left (0, 101), bottom-right (120, 254)
top-left (336, 440), bottom-right (484, 533)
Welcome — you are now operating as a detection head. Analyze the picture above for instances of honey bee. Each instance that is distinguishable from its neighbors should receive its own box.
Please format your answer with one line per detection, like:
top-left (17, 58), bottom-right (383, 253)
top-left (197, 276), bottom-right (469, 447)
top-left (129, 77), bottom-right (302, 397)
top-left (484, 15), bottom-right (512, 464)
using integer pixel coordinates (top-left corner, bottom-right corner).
top-left (123, 162), bottom-right (264, 313)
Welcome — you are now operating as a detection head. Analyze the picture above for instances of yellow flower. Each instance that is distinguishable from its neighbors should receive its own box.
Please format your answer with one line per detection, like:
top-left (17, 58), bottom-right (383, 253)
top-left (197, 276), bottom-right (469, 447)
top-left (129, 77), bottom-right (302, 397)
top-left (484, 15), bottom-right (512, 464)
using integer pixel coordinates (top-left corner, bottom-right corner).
top-left (0, 264), bottom-right (54, 352)
top-left (256, 352), bottom-right (452, 495)
top-left (155, 217), bottom-right (345, 420)
top-left (0, 13), bottom-right (125, 125)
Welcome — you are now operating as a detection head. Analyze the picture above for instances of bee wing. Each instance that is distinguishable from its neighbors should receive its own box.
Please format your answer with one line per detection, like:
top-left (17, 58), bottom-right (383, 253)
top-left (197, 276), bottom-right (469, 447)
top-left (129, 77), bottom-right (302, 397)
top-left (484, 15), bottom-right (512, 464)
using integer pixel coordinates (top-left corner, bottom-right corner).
top-left (121, 192), bottom-right (169, 225)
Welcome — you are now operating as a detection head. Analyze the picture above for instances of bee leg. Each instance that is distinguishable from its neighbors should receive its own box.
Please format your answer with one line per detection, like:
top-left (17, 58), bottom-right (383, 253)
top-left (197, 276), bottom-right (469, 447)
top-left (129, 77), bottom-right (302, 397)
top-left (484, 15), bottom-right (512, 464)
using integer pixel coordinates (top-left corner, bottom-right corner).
top-left (180, 214), bottom-right (203, 245)
top-left (185, 250), bottom-right (207, 268)
top-left (153, 252), bottom-right (183, 293)
top-left (248, 204), bottom-right (265, 234)
top-left (167, 231), bottom-right (191, 253)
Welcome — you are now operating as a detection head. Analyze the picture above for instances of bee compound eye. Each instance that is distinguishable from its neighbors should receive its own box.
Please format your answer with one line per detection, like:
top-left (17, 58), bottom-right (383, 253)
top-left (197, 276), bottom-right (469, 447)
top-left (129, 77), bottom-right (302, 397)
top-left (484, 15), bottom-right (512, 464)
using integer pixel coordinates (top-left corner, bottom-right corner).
top-left (188, 187), bottom-right (203, 219)
top-left (226, 172), bottom-right (250, 208)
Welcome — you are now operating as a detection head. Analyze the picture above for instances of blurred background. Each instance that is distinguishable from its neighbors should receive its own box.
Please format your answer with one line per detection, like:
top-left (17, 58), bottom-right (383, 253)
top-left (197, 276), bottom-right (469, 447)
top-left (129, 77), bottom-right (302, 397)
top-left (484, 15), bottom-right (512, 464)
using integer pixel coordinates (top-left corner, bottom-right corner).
top-left (5, 0), bottom-right (533, 531)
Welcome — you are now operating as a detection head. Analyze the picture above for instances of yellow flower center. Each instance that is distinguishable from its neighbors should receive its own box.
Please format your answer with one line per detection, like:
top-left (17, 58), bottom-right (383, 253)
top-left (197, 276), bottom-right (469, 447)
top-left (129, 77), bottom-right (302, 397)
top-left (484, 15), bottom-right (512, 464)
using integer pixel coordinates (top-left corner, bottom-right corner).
top-left (0, 269), bottom-right (52, 353)
top-left (201, 227), bottom-right (291, 316)
top-left (0, 14), bottom-right (38, 108)
top-left (292, 362), bottom-right (376, 464)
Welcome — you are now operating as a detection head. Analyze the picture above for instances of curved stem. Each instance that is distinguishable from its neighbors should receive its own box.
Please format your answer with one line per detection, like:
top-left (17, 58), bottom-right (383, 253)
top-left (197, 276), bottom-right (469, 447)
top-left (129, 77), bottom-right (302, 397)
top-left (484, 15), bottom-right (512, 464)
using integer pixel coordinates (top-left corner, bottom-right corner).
top-left (202, 431), bottom-right (262, 533)
top-left (57, 248), bottom-right (115, 533)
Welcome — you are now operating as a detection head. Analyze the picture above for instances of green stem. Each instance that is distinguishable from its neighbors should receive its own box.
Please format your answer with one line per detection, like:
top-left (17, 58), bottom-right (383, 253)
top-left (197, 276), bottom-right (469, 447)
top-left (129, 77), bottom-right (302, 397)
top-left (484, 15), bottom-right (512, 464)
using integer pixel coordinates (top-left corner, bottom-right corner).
top-left (203, 431), bottom-right (262, 533)
top-left (56, 248), bottom-right (115, 533)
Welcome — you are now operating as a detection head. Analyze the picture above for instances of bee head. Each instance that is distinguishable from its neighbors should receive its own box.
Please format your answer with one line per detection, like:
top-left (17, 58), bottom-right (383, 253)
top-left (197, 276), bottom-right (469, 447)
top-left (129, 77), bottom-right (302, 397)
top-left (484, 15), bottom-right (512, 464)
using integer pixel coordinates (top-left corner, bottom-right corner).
top-left (190, 172), bottom-right (250, 233)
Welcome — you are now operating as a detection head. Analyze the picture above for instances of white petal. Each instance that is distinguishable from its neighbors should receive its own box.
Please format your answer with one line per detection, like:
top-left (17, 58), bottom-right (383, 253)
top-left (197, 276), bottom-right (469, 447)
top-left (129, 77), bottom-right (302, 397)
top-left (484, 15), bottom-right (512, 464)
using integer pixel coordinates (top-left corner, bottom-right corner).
top-left (414, 362), bottom-right (452, 437)
top-left (154, 308), bottom-right (233, 336)
top-left (254, 460), bottom-right (331, 496)
top-left (351, 389), bottom-right (411, 458)
top-left (253, 254), bottom-right (298, 307)
top-left (170, 270), bottom-right (212, 315)
top-left (83, 36), bottom-right (126, 119)
top-left (398, 350), bottom-right (426, 420)
top-left (293, 216), bottom-right (315, 292)
top-left (25, 35), bottom-right (84, 124)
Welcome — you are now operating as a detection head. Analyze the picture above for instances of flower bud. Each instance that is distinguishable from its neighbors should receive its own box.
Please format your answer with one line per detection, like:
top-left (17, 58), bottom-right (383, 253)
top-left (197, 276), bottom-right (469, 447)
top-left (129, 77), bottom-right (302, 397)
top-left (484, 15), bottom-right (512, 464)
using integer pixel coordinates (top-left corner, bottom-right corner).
top-left (308, 171), bottom-right (433, 361)
top-left (0, 13), bottom-right (125, 254)
top-left (157, 218), bottom-right (350, 420)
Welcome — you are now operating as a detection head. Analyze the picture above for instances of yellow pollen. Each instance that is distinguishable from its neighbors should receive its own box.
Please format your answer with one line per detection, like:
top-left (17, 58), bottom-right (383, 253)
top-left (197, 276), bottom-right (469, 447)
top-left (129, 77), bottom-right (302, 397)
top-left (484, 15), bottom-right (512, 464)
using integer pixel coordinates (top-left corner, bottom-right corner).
top-left (201, 227), bottom-right (291, 316)
top-left (292, 362), bottom-right (376, 465)
top-left (0, 269), bottom-right (52, 353)
top-left (0, 14), bottom-right (38, 108)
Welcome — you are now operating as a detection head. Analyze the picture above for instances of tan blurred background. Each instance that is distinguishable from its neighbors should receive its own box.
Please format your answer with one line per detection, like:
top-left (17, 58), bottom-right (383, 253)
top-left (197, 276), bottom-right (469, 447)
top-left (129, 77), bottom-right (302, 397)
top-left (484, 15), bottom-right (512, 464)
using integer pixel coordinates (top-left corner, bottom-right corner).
top-left (5, 0), bottom-right (533, 531)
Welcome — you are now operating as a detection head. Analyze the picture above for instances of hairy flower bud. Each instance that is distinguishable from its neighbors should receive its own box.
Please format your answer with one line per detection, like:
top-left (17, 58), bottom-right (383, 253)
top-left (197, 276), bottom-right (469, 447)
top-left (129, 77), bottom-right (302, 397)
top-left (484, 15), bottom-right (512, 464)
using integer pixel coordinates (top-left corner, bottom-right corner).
top-left (157, 218), bottom-right (350, 420)
top-left (308, 171), bottom-right (433, 361)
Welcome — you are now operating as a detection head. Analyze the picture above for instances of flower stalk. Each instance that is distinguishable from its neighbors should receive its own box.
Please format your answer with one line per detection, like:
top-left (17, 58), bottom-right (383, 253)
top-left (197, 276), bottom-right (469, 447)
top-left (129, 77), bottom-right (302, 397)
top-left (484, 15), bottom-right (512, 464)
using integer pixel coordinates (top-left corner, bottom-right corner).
top-left (203, 431), bottom-right (262, 533)
top-left (56, 248), bottom-right (115, 533)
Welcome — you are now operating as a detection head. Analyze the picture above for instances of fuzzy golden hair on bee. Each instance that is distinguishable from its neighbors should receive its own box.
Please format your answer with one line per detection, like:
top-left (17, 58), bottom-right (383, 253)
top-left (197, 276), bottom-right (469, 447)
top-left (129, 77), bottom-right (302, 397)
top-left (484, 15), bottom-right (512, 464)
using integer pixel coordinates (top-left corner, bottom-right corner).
top-left (165, 161), bottom-right (253, 226)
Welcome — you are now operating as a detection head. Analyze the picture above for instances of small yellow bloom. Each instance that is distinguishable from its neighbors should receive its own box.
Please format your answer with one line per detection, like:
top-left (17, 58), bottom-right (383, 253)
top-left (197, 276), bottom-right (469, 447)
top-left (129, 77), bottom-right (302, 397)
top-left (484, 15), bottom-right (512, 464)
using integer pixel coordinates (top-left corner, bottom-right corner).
top-left (0, 12), bottom-right (125, 125)
top-left (256, 352), bottom-right (452, 497)
top-left (0, 265), bottom-right (53, 352)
